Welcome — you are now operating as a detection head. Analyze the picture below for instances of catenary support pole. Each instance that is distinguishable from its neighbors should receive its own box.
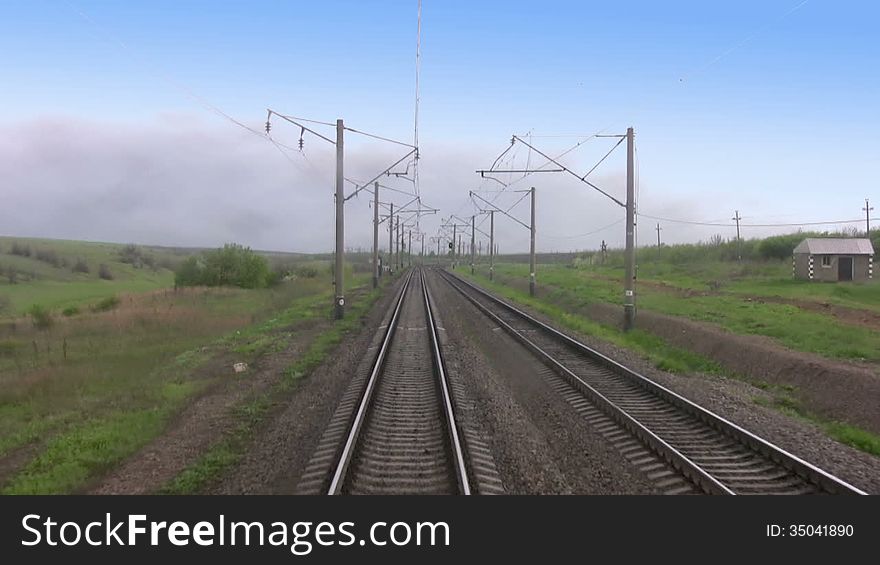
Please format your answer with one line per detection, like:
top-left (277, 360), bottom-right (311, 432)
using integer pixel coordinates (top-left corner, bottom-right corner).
top-left (471, 215), bottom-right (476, 274)
top-left (489, 211), bottom-right (495, 281)
top-left (372, 182), bottom-right (379, 288)
top-left (452, 224), bottom-right (457, 269)
top-left (388, 202), bottom-right (394, 275)
top-left (623, 127), bottom-right (636, 331)
top-left (529, 187), bottom-right (536, 297)
top-left (334, 119), bottom-right (345, 319)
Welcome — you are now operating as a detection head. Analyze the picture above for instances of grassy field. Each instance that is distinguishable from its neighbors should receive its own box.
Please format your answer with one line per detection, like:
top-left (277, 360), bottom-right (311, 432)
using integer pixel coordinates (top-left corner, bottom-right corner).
top-left (478, 259), bottom-right (880, 362)
top-left (0, 236), bottom-right (363, 494)
top-left (162, 277), bottom-right (384, 494)
top-left (0, 237), bottom-right (184, 315)
top-left (458, 269), bottom-right (726, 376)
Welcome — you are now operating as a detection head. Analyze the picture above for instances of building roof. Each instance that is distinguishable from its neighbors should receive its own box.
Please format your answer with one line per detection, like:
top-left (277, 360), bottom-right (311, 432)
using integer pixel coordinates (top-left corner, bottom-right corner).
top-left (793, 238), bottom-right (875, 255)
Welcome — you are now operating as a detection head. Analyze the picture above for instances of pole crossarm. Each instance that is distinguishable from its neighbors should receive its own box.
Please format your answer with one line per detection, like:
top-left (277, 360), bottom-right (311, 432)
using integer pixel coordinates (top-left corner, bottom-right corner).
top-left (266, 110), bottom-right (337, 145)
top-left (352, 180), bottom-right (418, 199)
top-left (344, 148), bottom-right (418, 202)
top-left (510, 135), bottom-right (625, 208)
top-left (450, 214), bottom-right (490, 238)
top-left (477, 169), bottom-right (564, 174)
top-left (469, 191), bottom-right (530, 230)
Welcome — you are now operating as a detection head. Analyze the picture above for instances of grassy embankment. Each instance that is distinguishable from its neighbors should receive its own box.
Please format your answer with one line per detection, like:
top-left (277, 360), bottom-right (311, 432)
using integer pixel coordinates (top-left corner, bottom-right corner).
top-left (485, 261), bottom-right (880, 361)
top-left (161, 272), bottom-right (392, 494)
top-left (0, 236), bottom-right (368, 493)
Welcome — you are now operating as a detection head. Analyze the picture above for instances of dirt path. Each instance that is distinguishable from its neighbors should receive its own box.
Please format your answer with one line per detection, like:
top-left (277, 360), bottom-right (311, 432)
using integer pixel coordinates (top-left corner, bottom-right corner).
top-left (88, 323), bottom-right (325, 494)
top-left (213, 277), bottom-right (405, 494)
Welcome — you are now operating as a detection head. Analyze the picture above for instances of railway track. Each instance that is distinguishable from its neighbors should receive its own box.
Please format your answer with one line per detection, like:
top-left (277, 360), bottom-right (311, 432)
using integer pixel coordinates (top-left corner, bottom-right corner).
top-left (325, 268), bottom-right (470, 495)
top-left (438, 269), bottom-right (866, 495)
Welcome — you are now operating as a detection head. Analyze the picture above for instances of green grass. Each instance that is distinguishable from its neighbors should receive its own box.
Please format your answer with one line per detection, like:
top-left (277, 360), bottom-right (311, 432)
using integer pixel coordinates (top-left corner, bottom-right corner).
top-left (484, 262), bottom-right (880, 361)
top-left (826, 423), bottom-right (880, 456)
top-left (0, 278), bottom-right (335, 493)
top-left (2, 276), bottom-right (174, 315)
top-left (754, 389), bottom-right (880, 457)
top-left (460, 270), bottom-right (725, 376)
top-left (162, 278), bottom-right (384, 494)
top-left (3, 382), bottom-right (196, 494)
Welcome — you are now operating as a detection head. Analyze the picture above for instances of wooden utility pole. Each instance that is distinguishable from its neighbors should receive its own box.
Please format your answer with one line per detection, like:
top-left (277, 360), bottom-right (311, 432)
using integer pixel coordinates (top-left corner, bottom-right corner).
top-left (372, 182), bottom-right (379, 288)
top-left (656, 223), bottom-right (662, 259)
top-left (334, 119), bottom-right (345, 319)
top-left (529, 186), bottom-right (537, 297)
top-left (623, 127), bottom-right (635, 331)
top-left (864, 199), bottom-right (874, 237)
top-left (408, 230), bottom-right (412, 267)
top-left (732, 210), bottom-right (742, 262)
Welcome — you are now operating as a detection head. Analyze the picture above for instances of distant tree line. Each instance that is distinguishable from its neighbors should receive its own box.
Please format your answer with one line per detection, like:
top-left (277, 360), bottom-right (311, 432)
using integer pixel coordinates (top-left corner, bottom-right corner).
top-left (590, 228), bottom-right (880, 267)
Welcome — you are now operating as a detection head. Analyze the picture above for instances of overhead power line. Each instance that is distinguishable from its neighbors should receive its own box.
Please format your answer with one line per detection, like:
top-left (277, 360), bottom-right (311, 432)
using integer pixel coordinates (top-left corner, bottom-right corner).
top-left (636, 212), bottom-right (878, 228)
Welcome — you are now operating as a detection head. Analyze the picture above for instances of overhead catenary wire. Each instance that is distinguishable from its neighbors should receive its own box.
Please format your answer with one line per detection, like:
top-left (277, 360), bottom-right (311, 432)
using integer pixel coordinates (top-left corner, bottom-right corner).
top-left (543, 219), bottom-right (625, 240)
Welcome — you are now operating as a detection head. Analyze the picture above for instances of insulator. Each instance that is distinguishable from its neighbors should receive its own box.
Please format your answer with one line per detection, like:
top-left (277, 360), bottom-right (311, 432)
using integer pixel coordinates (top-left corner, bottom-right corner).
top-left (265, 121), bottom-right (271, 133)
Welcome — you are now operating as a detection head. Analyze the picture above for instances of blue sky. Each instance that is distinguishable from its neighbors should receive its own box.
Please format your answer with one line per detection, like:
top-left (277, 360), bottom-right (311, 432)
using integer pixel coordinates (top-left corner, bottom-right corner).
top-left (1, 1), bottom-right (878, 252)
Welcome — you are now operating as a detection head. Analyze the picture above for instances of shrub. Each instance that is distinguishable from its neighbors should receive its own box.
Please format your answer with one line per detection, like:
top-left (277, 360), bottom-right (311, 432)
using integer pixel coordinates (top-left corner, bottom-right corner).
top-left (175, 244), bottom-right (270, 289)
top-left (34, 248), bottom-right (61, 267)
top-left (98, 263), bottom-right (114, 280)
top-left (0, 340), bottom-right (19, 359)
top-left (4, 266), bottom-right (16, 285)
top-left (62, 306), bottom-right (80, 317)
top-left (10, 241), bottom-right (31, 257)
top-left (118, 244), bottom-right (156, 269)
top-left (294, 265), bottom-right (319, 279)
top-left (72, 259), bottom-right (90, 274)
top-left (28, 304), bottom-right (53, 330)
top-left (91, 296), bottom-right (120, 313)
top-left (758, 234), bottom-right (805, 260)
top-left (0, 295), bottom-right (11, 315)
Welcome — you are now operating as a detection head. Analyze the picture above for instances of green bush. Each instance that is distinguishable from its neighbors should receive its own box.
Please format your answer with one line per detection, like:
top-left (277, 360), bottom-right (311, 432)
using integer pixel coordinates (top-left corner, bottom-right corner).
top-left (28, 304), bottom-right (53, 330)
top-left (174, 244), bottom-right (270, 289)
top-left (62, 306), bottom-right (80, 317)
top-left (98, 264), bottom-right (114, 280)
top-left (72, 259), bottom-right (90, 274)
top-left (92, 296), bottom-right (120, 313)
top-left (758, 234), bottom-right (805, 260)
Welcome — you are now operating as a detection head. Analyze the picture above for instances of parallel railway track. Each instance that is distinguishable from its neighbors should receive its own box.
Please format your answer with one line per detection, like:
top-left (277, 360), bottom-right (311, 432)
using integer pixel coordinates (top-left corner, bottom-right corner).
top-left (438, 269), bottom-right (866, 495)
